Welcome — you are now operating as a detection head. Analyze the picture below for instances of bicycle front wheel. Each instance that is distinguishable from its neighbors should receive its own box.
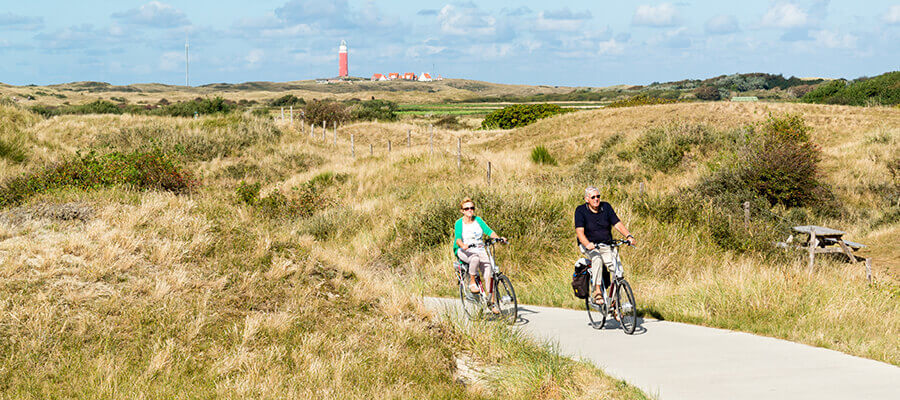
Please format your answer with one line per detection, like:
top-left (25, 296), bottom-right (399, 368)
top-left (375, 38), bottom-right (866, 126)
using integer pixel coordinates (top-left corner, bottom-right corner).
top-left (586, 285), bottom-right (607, 329)
top-left (495, 274), bottom-right (518, 324)
top-left (458, 274), bottom-right (480, 320)
top-left (615, 279), bottom-right (637, 334)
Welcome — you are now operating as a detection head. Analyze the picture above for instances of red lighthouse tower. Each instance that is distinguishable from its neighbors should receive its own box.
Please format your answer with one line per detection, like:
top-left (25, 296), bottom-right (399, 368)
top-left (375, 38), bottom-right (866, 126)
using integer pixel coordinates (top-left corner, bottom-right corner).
top-left (339, 40), bottom-right (348, 78)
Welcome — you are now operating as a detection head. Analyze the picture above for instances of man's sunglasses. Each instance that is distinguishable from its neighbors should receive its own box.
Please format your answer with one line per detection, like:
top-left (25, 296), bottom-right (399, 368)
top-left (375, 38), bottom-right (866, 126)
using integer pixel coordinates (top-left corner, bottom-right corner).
top-left (462, 206), bottom-right (475, 211)
top-left (589, 195), bottom-right (601, 199)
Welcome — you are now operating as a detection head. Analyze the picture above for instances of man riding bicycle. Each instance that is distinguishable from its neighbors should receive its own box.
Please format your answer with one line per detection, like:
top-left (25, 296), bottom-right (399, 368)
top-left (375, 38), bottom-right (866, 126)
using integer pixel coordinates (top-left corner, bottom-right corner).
top-left (575, 186), bottom-right (636, 305)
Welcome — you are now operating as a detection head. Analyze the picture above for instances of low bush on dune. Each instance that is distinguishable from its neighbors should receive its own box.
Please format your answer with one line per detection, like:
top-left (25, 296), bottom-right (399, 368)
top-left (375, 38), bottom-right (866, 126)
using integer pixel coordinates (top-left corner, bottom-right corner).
top-left (634, 114), bottom-right (837, 253)
top-left (235, 172), bottom-right (348, 219)
top-left (30, 97), bottom-right (237, 118)
top-left (349, 99), bottom-right (399, 122)
top-left (530, 145), bottom-right (557, 165)
top-left (481, 104), bottom-right (569, 129)
top-left (0, 149), bottom-right (197, 207)
top-left (303, 99), bottom-right (351, 126)
top-left (802, 71), bottom-right (900, 106)
top-left (606, 94), bottom-right (682, 108)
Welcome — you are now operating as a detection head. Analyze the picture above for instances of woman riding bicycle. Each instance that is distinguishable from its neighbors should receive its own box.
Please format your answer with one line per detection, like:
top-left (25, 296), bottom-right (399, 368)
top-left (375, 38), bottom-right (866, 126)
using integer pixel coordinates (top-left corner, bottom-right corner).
top-left (575, 186), bottom-right (636, 305)
top-left (454, 197), bottom-right (505, 314)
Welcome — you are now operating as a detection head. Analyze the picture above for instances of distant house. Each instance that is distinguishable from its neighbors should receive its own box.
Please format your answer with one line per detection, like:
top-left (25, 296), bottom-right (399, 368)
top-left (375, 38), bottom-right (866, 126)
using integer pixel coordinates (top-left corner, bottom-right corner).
top-left (388, 72), bottom-right (400, 80)
top-left (418, 72), bottom-right (432, 82)
top-left (371, 73), bottom-right (385, 81)
top-left (402, 72), bottom-right (416, 80)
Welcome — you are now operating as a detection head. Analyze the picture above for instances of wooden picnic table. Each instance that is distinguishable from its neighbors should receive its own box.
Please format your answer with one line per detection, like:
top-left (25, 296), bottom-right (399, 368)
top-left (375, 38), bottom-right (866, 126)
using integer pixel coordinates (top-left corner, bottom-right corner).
top-left (782, 225), bottom-right (871, 281)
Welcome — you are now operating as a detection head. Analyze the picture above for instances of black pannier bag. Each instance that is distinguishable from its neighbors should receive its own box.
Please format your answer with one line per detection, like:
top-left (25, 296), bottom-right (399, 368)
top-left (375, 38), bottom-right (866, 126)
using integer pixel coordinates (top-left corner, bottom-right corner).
top-left (571, 258), bottom-right (591, 299)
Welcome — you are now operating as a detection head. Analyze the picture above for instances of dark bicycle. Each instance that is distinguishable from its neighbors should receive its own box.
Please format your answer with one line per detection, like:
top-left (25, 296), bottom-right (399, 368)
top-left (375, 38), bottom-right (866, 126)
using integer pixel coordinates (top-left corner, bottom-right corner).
top-left (583, 239), bottom-right (638, 334)
top-left (453, 238), bottom-right (517, 324)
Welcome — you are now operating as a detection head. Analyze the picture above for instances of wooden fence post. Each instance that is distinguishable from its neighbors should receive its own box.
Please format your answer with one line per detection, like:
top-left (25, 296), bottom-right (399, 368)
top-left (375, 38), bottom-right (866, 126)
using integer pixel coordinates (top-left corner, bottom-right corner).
top-left (638, 182), bottom-right (644, 195)
top-left (487, 162), bottom-right (492, 185)
top-left (281, 107), bottom-right (284, 121)
top-left (369, 143), bottom-right (373, 156)
top-left (289, 106), bottom-right (293, 125)
top-left (351, 134), bottom-right (355, 158)
top-left (311, 123), bottom-right (314, 138)
top-left (429, 125), bottom-right (434, 155)
top-left (388, 140), bottom-right (392, 152)
top-left (743, 201), bottom-right (750, 228)
top-left (333, 121), bottom-right (337, 146)
top-left (808, 228), bottom-right (817, 273)
top-left (407, 129), bottom-right (411, 148)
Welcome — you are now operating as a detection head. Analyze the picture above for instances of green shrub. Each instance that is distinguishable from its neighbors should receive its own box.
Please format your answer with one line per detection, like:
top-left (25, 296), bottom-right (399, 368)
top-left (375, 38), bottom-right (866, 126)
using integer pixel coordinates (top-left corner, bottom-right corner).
top-left (303, 100), bottom-right (350, 126)
top-left (694, 86), bottom-right (721, 100)
top-left (30, 100), bottom-right (123, 117)
top-left (350, 99), bottom-right (398, 122)
top-left (606, 95), bottom-right (681, 108)
top-left (236, 181), bottom-right (262, 205)
top-left (155, 97), bottom-right (235, 117)
top-left (234, 172), bottom-right (348, 219)
top-left (530, 145), bottom-right (557, 166)
top-left (802, 72), bottom-right (900, 106)
top-left (432, 115), bottom-right (468, 130)
top-left (700, 114), bottom-right (829, 208)
top-left (480, 104), bottom-right (568, 129)
top-left (0, 149), bottom-right (197, 208)
top-left (269, 94), bottom-right (305, 107)
top-left (632, 124), bottom-right (720, 173)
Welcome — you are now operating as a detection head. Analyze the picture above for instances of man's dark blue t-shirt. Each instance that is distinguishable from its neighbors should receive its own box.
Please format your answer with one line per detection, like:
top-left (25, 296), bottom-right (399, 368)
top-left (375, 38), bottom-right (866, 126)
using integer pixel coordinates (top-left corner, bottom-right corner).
top-left (574, 202), bottom-right (620, 245)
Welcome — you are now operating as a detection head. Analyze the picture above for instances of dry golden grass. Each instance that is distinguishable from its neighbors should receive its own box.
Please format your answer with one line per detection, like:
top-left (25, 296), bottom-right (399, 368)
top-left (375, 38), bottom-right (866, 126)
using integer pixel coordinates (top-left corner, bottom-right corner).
top-left (0, 104), bottom-right (648, 399)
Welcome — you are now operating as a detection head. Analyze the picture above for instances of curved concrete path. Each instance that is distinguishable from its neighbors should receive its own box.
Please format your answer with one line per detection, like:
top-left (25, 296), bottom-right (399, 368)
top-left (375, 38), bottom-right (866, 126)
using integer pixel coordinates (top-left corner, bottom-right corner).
top-left (424, 297), bottom-right (899, 400)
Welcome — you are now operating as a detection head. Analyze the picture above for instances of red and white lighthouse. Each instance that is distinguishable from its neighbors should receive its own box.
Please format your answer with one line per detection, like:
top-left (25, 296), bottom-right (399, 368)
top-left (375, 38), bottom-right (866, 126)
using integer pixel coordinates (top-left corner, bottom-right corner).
top-left (339, 40), bottom-right (349, 78)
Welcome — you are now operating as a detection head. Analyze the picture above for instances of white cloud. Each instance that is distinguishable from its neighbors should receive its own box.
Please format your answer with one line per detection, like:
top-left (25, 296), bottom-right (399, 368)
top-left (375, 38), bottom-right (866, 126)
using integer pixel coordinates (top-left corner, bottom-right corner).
top-left (112, 1), bottom-right (190, 28)
top-left (596, 38), bottom-right (625, 55)
top-left (0, 12), bottom-right (44, 31)
top-left (761, 3), bottom-right (809, 28)
top-left (438, 4), bottom-right (497, 36)
top-left (705, 15), bottom-right (739, 34)
top-left (159, 51), bottom-right (182, 71)
top-left (885, 5), bottom-right (900, 25)
top-left (649, 27), bottom-right (691, 48)
top-left (246, 49), bottom-right (264, 66)
top-left (811, 30), bottom-right (857, 48)
top-left (405, 44), bottom-right (446, 59)
top-left (633, 3), bottom-right (678, 27)
top-left (536, 8), bottom-right (592, 32)
top-left (260, 24), bottom-right (314, 38)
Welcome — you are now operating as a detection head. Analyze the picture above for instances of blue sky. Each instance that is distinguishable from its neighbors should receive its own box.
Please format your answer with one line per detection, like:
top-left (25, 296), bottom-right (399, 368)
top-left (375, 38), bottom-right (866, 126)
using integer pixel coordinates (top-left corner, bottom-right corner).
top-left (1, 1), bottom-right (898, 86)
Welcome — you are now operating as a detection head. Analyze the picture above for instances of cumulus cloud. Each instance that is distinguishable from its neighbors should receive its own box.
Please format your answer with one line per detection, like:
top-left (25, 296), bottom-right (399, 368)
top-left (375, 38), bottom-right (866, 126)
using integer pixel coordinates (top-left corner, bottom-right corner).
top-left (885, 5), bottom-right (900, 25)
top-left (275, 0), bottom-right (353, 28)
top-left (596, 38), bottom-right (625, 55)
top-left (159, 51), bottom-right (183, 71)
top-left (633, 3), bottom-right (678, 27)
top-left (0, 12), bottom-right (44, 31)
top-left (650, 27), bottom-right (691, 48)
top-left (112, 1), bottom-right (190, 28)
top-left (416, 9), bottom-right (438, 16)
top-left (811, 29), bottom-right (857, 48)
top-left (761, 2), bottom-right (809, 28)
top-left (705, 15), bottom-right (739, 34)
top-left (34, 24), bottom-right (111, 51)
top-left (501, 6), bottom-right (532, 17)
top-left (536, 8), bottom-right (592, 31)
top-left (438, 4), bottom-right (497, 36)
top-left (245, 49), bottom-right (264, 66)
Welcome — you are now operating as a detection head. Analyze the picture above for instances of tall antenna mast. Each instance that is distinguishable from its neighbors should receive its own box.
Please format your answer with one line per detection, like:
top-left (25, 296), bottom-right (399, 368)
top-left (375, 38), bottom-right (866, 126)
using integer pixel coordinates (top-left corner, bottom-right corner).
top-left (185, 34), bottom-right (190, 87)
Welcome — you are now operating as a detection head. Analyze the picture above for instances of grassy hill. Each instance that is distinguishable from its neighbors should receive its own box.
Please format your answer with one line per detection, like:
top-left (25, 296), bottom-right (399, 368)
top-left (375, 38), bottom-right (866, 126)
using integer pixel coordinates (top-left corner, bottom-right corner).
top-left (1, 98), bottom-right (898, 396)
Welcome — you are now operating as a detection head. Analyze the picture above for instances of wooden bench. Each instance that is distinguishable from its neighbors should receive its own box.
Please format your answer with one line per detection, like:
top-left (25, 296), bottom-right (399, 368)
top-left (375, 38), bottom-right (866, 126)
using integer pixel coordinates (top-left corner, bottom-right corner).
top-left (776, 225), bottom-right (872, 281)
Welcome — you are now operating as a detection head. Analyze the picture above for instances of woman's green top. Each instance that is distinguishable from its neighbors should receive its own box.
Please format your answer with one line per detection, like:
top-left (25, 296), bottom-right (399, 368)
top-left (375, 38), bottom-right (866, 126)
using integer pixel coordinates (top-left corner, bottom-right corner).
top-left (453, 216), bottom-right (494, 256)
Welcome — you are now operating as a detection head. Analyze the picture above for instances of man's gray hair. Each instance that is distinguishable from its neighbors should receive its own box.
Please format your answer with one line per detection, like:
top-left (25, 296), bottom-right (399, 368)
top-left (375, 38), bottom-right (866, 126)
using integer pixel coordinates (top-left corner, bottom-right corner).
top-left (584, 186), bottom-right (599, 198)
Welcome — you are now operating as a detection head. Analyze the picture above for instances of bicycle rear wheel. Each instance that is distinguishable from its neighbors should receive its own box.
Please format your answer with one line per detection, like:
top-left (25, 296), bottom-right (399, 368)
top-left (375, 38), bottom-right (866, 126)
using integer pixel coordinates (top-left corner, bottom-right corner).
top-left (458, 273), bottom-right (480, 320)
top-left (586, 284), bottom-right (607, 329)
top-left (615, 279), bottom-right (637, 334)
top-left (495, 274), bottom-right (517, 324)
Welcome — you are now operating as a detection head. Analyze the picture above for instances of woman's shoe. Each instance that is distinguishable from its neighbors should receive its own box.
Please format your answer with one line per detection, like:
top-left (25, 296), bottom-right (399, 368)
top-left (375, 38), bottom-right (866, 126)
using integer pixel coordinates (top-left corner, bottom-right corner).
top-left (469, 282), bottom-right (480, 293)
top-left (593, 291), bottom-right (604, 304)
top-left (489, 303), bottom-right (501, 315)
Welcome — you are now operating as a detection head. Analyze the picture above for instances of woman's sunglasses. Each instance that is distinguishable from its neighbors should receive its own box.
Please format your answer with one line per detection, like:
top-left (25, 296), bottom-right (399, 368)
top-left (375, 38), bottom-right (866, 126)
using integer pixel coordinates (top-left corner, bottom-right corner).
top-left (462, 206), bottom-right (475, 211)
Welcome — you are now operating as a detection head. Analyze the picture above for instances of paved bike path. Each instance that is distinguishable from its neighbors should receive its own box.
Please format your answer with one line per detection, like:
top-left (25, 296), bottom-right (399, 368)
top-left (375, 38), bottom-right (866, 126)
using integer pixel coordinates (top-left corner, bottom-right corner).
top-left (424, 297), bottom-right (899, 400)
